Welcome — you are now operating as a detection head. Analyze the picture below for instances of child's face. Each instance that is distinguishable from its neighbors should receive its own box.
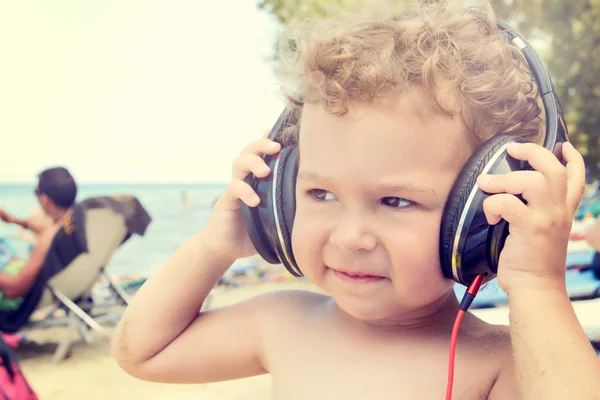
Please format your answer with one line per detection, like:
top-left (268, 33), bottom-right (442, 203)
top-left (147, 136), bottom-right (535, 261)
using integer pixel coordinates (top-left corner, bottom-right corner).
top-left (292, 92), bottom-right (474, 321)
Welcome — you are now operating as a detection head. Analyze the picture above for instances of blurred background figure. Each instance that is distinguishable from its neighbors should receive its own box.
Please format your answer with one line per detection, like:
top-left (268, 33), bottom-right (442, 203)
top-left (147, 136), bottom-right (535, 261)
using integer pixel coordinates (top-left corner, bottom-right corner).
top-left (181, 190), bottom-right (190, 212)
top-left (0, 166), bottom-right (77, 301)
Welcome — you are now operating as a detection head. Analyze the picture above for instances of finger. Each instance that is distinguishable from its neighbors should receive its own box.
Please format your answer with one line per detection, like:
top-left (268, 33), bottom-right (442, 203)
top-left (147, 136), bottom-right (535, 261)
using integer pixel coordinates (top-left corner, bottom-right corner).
top-left (232, 153), bottom-right (272, 180)
top-left (216, 179), bottom-right (261, 211)
top-left (562, 142), bottom-right (587, 214)
top-left (482, 193), bottom-right (529, 226)
top-left (506, 142), bottom-right (567, 202)
top-left (506, 143), bottom-right (566, 181)
top-left (240, 137), bottom-right (281, 157)
top-left (477, 170), bottom-right (548, 206)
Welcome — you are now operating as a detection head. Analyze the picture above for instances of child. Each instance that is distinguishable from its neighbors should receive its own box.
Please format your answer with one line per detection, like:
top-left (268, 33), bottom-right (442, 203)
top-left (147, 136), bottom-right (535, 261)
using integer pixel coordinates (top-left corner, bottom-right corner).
top-left (112, 1), bottom-right (600, 398)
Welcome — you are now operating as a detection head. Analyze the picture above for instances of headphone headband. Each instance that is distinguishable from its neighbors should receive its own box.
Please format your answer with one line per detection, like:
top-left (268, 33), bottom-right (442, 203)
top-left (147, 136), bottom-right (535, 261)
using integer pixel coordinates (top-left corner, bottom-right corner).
top-left (468, 9), bottom-right (568, 153)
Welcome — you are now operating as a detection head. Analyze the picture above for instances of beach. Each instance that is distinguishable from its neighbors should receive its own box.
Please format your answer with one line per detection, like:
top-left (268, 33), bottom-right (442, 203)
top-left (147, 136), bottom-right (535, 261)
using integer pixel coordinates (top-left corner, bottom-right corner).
top-left (17, 279), bottom-right (318, 400)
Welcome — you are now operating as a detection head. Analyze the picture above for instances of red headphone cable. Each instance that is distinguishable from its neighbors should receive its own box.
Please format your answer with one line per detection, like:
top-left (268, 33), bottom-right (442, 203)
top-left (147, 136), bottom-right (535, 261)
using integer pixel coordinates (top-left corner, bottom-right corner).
top-left (445, 274), bottom-right (486, 400)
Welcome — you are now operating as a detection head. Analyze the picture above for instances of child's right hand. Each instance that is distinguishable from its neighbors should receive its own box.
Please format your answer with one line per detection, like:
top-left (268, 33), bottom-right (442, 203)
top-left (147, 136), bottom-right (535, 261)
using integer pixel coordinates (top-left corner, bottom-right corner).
top-left (199, 134), bottom-right (281, 263)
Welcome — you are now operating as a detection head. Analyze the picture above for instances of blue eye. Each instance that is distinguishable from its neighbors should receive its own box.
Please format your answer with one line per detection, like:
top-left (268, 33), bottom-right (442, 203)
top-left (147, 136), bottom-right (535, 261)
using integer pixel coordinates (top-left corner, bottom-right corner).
top-left (382, 197), bottom-right (413, 208)
top-left (308, 189), bottom-right (337, 201)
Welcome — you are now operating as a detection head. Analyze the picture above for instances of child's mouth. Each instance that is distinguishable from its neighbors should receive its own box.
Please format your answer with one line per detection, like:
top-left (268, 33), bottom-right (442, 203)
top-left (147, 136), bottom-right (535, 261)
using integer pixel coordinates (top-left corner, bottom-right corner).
top-left (330, 268), bottom-right (386, 283)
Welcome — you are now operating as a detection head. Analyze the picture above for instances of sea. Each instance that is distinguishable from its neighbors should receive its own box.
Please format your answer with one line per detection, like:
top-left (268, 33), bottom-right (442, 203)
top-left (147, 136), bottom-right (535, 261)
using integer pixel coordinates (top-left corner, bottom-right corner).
top-left (0, 183), bottom-right (228, 277)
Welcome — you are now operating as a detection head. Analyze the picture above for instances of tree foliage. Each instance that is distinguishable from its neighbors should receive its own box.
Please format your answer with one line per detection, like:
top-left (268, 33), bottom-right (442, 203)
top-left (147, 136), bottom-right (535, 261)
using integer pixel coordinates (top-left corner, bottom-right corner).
top-left (258, 0), bottom-right (600, 178)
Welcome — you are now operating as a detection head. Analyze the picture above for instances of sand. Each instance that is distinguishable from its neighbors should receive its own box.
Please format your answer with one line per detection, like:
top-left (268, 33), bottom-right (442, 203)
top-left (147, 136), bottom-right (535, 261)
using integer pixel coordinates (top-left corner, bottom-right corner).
top-left (16, 280), bottom-right (317, 400)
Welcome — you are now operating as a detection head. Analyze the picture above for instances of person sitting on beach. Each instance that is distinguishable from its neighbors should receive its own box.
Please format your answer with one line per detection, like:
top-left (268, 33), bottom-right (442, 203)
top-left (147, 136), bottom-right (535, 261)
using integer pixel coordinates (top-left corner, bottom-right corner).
top-left (0, 167), bottom-right (77, 304)
top-left (112, 2), bottom-right (600, 398)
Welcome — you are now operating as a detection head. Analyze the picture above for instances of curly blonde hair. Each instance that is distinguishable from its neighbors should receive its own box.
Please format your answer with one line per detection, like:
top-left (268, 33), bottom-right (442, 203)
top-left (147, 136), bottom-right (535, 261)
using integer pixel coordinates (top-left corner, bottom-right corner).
top-left (275, 0), bottom-right (544, 148)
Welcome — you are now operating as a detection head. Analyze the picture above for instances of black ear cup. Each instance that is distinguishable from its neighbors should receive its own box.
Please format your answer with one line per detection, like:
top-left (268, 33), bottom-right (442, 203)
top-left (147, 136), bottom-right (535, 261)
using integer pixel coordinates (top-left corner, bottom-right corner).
top-left (439, 134), bottom-right (526, 286)
top-left (241, 109), bottom-right (302, 276)
top-left (272, 146), bottom-right (302, 276)
top-left (241, 162), bottom-right (280, 264)
top-left (241, 110), bottom-right (298, 266)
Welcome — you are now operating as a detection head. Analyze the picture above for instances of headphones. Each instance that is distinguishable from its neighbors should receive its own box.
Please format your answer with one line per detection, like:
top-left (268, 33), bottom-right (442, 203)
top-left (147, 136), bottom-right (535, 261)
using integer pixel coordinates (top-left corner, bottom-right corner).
top-left (241, 11), bottom-right (569, 287)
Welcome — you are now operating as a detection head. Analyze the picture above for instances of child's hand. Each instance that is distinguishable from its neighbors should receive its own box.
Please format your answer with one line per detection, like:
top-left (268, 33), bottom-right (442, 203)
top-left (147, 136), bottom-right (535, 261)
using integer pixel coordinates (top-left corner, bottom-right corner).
top-left (476, 142), bottom-right (586, 294)
top-left (200, 133), bottom-right (281, 263)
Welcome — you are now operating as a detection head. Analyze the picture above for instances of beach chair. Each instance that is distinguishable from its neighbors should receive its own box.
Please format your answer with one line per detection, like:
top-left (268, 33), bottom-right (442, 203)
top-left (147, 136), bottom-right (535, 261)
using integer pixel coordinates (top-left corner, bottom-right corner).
top-left (1, 196), bottom-right (151, 363)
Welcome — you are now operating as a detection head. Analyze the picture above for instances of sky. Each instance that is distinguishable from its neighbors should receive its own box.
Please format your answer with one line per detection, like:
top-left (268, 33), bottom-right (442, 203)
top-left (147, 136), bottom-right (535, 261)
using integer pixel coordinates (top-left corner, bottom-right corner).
top-left (0, 0), bottom-right (286, 183)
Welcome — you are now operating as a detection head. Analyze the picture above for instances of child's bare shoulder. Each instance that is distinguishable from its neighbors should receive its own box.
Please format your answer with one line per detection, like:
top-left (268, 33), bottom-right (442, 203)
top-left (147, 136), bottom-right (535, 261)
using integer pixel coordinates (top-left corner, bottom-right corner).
top-left (463, 314), bottom-right (518, 398)
top-left (238, 289), bottom-right (330, 357)
top-left (462, 314), bottom-right (513, 361)
top-left (466, 314), bottom-right (511, 341)
top-left (223, 288), bottom-right (329, 332)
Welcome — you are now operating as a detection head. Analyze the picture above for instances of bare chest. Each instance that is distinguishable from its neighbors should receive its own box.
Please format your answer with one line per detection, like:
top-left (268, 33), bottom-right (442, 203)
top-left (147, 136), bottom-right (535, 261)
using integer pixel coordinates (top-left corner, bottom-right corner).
top-left (266, 330), bottom-right (498, 400)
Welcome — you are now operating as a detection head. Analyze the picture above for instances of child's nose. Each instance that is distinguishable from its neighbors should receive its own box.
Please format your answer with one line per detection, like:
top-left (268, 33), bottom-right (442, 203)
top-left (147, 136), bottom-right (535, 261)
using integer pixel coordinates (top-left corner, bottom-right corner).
top-left (328, 211), bottom-right (377, 251)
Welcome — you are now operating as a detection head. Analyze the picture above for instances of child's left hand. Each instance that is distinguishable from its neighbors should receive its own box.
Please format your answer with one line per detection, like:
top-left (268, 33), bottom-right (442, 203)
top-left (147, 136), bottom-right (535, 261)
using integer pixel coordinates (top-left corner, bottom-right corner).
top-left (476, 141), bottom-right (586, 294)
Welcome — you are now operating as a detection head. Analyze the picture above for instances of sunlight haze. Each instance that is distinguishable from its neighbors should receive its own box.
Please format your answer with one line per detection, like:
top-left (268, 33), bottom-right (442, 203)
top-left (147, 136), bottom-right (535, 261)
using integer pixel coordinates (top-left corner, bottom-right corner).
top-left (0, 0), bottom-right (285, 183)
